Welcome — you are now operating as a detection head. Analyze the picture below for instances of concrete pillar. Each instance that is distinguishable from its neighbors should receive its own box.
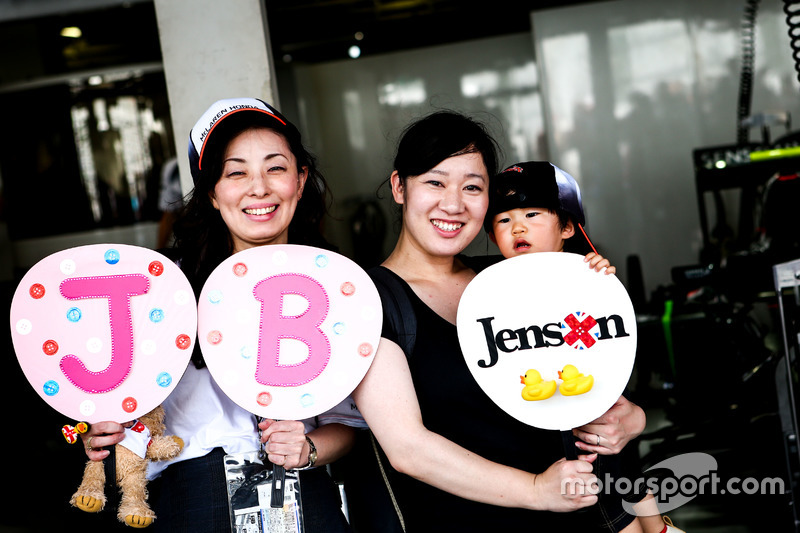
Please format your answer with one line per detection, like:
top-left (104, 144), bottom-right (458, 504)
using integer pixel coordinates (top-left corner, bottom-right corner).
top-left (152, 0), bottom-right (279, 196)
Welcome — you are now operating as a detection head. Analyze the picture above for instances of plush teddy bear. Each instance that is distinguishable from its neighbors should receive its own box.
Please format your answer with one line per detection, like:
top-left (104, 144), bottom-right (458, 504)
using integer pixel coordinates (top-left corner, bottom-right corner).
top-left (68, 405), bottom-right (184, 528)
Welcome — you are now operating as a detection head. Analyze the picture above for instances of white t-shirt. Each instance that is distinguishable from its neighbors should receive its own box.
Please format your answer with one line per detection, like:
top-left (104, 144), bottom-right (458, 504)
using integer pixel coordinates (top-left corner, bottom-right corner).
top-left (119, 419), bottom-right (152, 459)
top-left (147, 364), bottom-right (366, 480)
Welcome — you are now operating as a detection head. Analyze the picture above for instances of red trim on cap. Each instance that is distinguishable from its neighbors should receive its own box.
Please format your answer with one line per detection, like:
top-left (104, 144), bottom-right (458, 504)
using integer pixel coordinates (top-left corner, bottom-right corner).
top-left (578, 223), bottom-right (598, 254)
top-left (197, 108), bottom-right (287, 170)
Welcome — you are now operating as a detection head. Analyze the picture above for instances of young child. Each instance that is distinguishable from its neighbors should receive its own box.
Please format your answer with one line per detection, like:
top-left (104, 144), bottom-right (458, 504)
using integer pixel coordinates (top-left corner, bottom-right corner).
top-left (485, 161), bottom-right (684, 533)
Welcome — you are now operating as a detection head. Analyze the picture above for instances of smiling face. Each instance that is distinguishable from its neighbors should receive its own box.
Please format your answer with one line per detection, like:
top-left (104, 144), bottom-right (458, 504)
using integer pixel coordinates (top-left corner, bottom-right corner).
top-left (490, 207), bottom-right (575, 258)
top-left (211, 127), bottom-right (307, 253)
top-left (392, 151), bottom-right (489, 259)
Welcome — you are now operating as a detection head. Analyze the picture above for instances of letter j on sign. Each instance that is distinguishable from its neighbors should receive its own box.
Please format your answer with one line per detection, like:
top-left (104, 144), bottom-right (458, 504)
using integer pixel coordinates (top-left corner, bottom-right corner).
top-left (9, 244), bottom-right (196, 423)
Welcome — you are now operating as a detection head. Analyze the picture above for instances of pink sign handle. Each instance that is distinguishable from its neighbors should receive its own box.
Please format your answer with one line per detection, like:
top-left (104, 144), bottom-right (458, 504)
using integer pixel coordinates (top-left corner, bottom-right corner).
top-left (253, 273), bottom-right (331, 386)
top-left (59, 274), bottom-right (150, 393)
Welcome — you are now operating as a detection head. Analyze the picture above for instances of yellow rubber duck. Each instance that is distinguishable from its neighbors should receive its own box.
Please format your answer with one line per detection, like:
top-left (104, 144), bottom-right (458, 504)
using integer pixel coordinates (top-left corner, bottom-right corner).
top-left (558, 364), bottom-right (594, 396)
top-left (520, 369), bottom-right (557, 401)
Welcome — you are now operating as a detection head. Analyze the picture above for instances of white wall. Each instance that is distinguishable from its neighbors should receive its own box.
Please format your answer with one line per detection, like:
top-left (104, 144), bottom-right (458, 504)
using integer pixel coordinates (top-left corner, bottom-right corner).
top-left (285, 0), bottom-right (800, 298)
top-left (287, 33), bottom-right (547, 264)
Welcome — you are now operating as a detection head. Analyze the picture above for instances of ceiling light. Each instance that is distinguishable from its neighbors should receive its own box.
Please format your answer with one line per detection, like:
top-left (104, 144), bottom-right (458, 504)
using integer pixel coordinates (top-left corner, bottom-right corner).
top-left (61, 27), bottom-right (82, 39)
top-left (348, 45), bottom-right (361, 59)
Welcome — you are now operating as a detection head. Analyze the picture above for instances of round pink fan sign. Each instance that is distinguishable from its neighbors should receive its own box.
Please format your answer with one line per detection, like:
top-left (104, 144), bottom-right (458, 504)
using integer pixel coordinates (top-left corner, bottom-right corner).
top-left (10, 244), bottom-right (196, 423)
top-left (198, 245), bottom-right (381, 420)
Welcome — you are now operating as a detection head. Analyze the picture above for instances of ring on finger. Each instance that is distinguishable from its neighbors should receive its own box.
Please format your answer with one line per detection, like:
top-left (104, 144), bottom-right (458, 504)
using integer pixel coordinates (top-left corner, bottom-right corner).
top-left (86, 436), bottom-right (94, 452)
top-left (596, 434), bottom-right (601, 446)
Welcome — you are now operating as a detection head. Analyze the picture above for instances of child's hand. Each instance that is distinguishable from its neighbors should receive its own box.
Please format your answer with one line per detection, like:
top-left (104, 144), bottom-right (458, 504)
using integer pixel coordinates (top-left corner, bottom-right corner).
top-left (583, 252), bottom-right (615, 275)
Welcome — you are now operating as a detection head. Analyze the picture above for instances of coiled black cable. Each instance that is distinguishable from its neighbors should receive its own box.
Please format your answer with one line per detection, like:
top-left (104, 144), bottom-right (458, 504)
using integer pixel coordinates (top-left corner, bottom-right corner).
top-left (737, 0), bottom-right (760, 144)
top-left (784, 0), bottom-right (800, 88)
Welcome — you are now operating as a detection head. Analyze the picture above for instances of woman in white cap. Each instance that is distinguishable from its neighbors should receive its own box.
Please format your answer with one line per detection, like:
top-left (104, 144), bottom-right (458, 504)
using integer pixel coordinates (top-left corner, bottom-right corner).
top-left (79, 98), bottom-right (360, 532)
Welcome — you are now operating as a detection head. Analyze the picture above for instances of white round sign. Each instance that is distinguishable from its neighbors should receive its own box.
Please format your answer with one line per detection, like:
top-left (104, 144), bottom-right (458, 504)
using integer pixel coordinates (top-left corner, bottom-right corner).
top-left (457, 252), bottom-right (637, 430)
top-left (198, 245), bottom-right (381, 420)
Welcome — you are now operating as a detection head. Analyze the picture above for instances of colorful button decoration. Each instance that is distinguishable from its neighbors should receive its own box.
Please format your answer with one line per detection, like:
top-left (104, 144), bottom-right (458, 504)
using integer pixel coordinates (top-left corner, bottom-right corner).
top-left (104, 249), bottom-right (120, 265)
top-left (257, 391), bottom-right (272, 407)
top-left (10, 244), bottom-right (197, 423)
top-left (122, 396), bottom-right (138, 413)
top-left (176, 334), bottom-right (192, 350)
top-left (43, 380), bottom-right (59, 396)
top-left (156, 372), bottom-right (173, 387)
top-left (207, 330), bottom-right (223, 345)
top-left (300, 393), bottom-right (314, 407)
top-left (66, 307), bottom-right (82, 322)
top-left (358, 343), bottom-right (373, 357)
top-left (233, 263), bottom-right (248, 277)
top-left (43, 340), bottom-right (59, 356)
top-left (30, 284), bottom-right (45, 299)
top-left (198, 244), bottom-right (381, 420)
top-left (149, 261), bottom-right (164, 276)
top-left (149, 308), bottom-right (165, 323)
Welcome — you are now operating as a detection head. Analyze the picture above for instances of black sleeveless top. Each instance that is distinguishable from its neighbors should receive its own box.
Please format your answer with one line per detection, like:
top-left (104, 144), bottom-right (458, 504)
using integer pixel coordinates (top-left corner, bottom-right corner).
top-left (372, 263), bottom-right (571, 531)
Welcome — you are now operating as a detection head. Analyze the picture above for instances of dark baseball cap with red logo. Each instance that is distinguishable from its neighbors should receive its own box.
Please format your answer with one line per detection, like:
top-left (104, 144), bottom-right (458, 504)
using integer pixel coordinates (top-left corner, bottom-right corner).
top-left (486, 161), bottom-right (596, 254)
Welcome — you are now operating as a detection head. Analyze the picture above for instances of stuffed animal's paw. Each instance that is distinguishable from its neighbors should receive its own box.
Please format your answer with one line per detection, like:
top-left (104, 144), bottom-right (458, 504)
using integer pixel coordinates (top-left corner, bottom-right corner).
top-left (146, 434), bottom-right (184, 461)
top-left (119, 499), bottom-right (156, 528)
top-left (71, 492), bottom-right (105, 513)
top-left (124, 513), bottom-right (155, 528)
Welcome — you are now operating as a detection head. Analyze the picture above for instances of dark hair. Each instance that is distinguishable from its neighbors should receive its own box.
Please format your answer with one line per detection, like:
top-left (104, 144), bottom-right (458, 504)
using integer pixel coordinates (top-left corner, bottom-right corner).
top-left (392, 110), bottom-right (501, 190)
top-left (544, 208), bottom-right (586, 253)
top-left (170, 115), bottom-right (332, 367)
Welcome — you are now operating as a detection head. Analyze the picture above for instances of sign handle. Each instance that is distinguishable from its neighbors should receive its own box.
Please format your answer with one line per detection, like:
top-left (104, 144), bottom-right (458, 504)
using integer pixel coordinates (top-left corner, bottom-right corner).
top-left (561, 429), bottom-right (578, 460)
top-left (271, 464), bottom-right (286, 507)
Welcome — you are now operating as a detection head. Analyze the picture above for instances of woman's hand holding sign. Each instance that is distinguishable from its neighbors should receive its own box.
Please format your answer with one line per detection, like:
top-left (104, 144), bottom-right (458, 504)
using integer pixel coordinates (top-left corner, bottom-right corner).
top-left (79, 421), bottom-right (126, 461)
top-left (258, 419), bottom-right (308, 468)
top-left (533, 454), bottom-right (600, 512)
top-left (259, 418), bottom-right (355, 469)
top-left (573, 395), bottom-right (645, 455)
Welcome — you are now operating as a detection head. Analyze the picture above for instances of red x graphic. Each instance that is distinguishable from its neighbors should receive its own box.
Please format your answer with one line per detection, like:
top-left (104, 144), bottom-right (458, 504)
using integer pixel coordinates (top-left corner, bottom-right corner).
top-left (563, 313), bottom-right (597, 348)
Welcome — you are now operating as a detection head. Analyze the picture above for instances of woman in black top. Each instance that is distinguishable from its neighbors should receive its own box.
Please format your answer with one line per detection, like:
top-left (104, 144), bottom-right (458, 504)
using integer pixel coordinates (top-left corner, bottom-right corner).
top-left (349, 110), bottom-right (646, 532)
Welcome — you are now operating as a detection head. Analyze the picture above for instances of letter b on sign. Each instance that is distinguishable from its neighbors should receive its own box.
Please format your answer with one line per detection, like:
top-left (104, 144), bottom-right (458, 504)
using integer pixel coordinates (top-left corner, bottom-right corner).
top-left (253, 274), bottom-right (331, 386)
